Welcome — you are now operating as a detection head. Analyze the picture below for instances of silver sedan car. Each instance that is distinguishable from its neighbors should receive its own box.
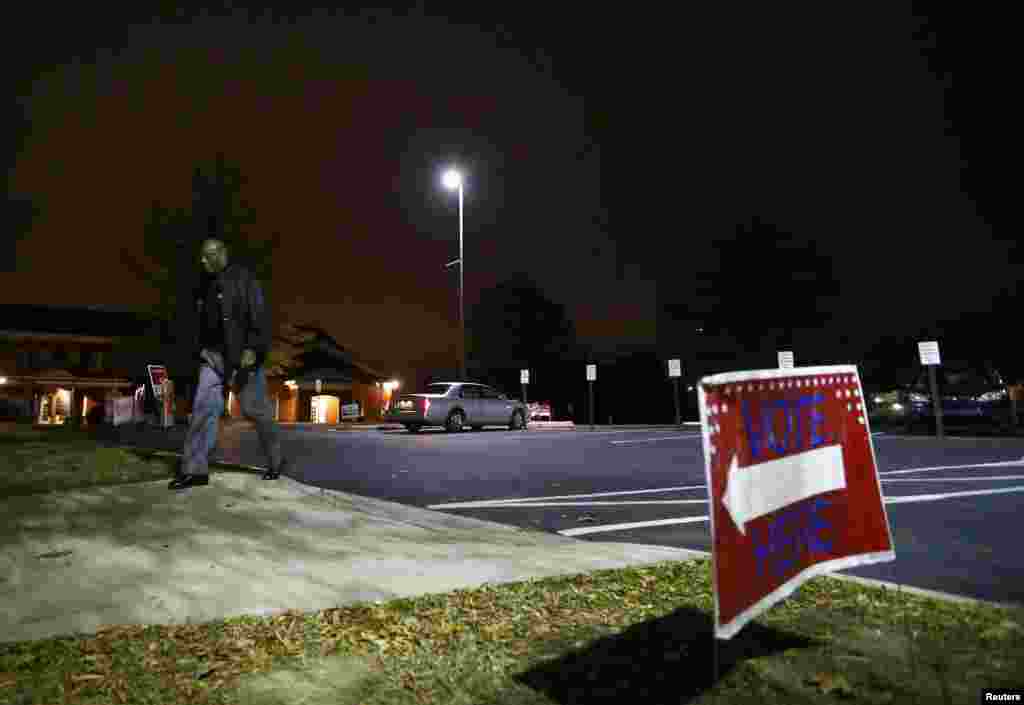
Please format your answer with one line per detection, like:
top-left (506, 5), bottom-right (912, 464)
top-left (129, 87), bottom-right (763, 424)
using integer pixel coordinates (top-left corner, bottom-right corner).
top-left (385, 381), bottom-right (529, 433)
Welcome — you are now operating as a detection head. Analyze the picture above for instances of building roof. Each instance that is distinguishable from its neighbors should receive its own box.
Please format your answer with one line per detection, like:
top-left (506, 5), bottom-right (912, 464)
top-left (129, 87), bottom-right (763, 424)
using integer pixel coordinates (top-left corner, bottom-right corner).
top-left (273, 323), bottom-right (389, 383)
top-left (288, 368), bottom-right (355, 384)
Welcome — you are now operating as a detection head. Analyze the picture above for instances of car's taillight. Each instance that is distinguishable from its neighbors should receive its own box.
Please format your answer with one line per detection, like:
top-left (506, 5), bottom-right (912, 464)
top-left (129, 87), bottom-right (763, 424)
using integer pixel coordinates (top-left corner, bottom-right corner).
top-left (423, 398), bottom-right (431, 415)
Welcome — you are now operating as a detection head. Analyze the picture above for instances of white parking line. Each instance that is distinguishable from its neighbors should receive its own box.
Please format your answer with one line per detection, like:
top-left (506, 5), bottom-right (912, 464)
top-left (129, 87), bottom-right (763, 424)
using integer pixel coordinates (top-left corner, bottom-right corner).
top-left (426, 484), bottom-right (708, 509)
top-left (383, 428), bottom-right (702, 438)
top-left (609, 435), bottom-right (703, 445)
top-left (556, 486), bottom-right (1024, 537)
top-left (433, 499), bottom-right (712, 509)
top-left (871, 434), bottom-right (1020, 442)
top-left (883, 486), bottom-right (1024, 504)
top-left (563, 429), bottom-right (702, 436)
top-left (879, 459), bottom-right (1024, 476)
top-left (881, 475), bottom-right (1024, 482)
top-left (559, 516), bottom-right (710, 537)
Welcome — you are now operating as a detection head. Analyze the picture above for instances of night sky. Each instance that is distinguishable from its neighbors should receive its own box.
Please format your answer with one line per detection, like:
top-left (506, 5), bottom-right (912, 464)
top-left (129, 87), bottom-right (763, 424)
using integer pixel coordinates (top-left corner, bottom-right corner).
top-left (3, 5), bottom-right (1017, 386)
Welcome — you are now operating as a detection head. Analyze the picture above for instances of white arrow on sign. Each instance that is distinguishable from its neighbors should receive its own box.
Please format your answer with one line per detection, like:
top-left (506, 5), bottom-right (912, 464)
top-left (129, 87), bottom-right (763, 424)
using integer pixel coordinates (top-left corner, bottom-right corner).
top-left (721, 444), bottom-right (846, 535)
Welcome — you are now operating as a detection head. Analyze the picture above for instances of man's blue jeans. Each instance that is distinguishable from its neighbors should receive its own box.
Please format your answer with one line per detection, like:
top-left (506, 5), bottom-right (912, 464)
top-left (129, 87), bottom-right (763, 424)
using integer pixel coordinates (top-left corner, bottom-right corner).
top-left (182, 363), bottom-right (282, 476)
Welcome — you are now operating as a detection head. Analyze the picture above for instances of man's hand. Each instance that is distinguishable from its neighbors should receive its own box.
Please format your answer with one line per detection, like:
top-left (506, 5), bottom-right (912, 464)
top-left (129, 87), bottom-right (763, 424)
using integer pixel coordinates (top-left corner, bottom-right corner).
top-left (240, 349), bottom-right (257, 369)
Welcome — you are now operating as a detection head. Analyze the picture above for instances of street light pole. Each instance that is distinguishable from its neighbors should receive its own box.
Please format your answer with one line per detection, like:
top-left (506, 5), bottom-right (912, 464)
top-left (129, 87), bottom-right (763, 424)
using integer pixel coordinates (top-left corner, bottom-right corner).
top-left (458, 180), bottom-right (464, 380)
top-left (443, 168), bottom-right (466, 380)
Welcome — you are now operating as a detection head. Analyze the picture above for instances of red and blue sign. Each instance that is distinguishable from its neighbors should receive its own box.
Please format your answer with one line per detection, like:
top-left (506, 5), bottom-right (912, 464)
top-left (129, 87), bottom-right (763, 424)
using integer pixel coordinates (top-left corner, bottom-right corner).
top-left (698, 364), bottom-right (894, 639)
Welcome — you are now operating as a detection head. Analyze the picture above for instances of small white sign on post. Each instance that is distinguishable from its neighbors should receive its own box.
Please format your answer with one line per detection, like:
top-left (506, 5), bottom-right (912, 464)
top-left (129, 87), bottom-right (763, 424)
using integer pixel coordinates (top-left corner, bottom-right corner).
top-left (668, 359), bottom-right (682, 378)
top-left (778, 351), bottom-right (794, 369)
top-left (586, 364), bottom-right (597, 381)
top-left (521, 369), bottom-right (529, 385)
top-left (315, 379), bottom-right (322, 394)
top-left (918, 341), bottom-right (941, 366)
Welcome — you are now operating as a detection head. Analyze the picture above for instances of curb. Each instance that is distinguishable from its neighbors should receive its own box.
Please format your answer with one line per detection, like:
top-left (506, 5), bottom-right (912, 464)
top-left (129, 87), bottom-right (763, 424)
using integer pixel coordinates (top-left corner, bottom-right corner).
top-left (130, 447), bottom-right (270, 475)
top-left (678, 549), bottom-right (1019, 611)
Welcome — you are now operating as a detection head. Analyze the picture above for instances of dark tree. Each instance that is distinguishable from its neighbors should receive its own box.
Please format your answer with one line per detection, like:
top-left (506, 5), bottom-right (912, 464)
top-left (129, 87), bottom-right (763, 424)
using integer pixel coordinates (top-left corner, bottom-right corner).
top-left (466, 273), bottom-right (581, 375)
top-left (689, 217), bottom-right (844, 351)
top-left (119, 154), bottom-right (282, 372)
top-left (3, 80), bottom-right (40, 273)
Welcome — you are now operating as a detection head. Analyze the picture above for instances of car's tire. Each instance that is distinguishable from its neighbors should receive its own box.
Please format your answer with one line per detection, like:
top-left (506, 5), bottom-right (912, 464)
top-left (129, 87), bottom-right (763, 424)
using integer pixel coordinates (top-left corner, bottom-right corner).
top-left (509, 410), bottom-right (526, 431)
top-left (445, 411), bottom-right (465, 433)
top-left (404, 424), bottom-right (422, 434)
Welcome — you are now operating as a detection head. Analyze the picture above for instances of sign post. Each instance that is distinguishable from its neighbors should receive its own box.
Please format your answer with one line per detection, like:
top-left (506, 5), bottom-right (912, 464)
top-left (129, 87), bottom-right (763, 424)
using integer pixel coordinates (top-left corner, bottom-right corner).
top-left (668, 358), bottom-right (682, 425)
top-left (161, 379), bottom-right (175, 428)
top-left (586, 364), bottom-right (596, 431)
top-left (917, 341), bottom-right (943, 439)
top-left (146, 365), bottom-right (168, 428)
top-left (697, 364), bottom-right (894, 641)
top-left (521, 369), bottom-right (529, 406)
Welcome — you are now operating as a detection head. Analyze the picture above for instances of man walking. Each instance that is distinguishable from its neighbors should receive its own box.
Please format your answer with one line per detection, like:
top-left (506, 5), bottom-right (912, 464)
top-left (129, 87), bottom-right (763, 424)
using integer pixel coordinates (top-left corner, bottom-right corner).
top-left (169, 238), bottom-right (289, 489)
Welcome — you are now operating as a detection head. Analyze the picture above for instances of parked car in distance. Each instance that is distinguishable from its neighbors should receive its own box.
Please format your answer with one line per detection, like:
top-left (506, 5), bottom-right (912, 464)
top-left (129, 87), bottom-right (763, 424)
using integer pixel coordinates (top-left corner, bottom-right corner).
top-left (528, 401), bottom-right (552, 421)
top-left (862, 365), bottom-right (918, 422)
top-left (385, 381), bottom-right (529, 433)
top-left (870, 360), bottom-right (1011, 431)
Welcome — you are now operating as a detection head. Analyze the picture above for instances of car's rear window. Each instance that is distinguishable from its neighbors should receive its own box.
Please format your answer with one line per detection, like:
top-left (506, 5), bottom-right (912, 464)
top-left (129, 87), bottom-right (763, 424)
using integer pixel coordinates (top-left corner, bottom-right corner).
top-left (421, 384), bottom-right (453, 395)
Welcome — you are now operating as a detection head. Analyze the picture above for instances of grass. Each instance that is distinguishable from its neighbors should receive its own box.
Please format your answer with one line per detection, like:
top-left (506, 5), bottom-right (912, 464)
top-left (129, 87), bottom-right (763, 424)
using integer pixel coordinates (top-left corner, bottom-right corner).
top-left (2, 426), bottom-right (1023, 704)
top-left (0, 422), bottom-right (178, 497)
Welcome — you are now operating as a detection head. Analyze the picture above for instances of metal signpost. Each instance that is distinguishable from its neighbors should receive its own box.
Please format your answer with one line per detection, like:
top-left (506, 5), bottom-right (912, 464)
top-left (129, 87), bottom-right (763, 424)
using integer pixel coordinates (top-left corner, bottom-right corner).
top-left (586, 364), bottom-right (596, 430)
top-left (146, 365), bottom-right (168, 428)
top-left (917, 341), bottom-right (943, 439)
top-left (521, 369), bottom-right (529, 406)
top-left (161, 379), bottom-right (175, 428)
top-left (668, 358), bottom-right (682, 425)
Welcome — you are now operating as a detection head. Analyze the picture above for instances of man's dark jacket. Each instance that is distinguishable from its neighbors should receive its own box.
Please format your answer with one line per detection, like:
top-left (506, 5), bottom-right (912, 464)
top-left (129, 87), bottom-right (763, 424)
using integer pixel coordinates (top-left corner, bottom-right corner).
top-left (194, 263), bottom-right (271, 386)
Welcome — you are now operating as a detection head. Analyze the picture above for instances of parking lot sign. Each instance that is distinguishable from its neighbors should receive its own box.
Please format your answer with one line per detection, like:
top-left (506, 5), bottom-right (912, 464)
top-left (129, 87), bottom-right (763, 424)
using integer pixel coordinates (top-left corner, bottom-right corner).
top-left (521, 369), bottom-right (529, 384)
top-left (586, 364), bottom-right (596, 381)
top-left (147, 365), bottom-right (167, 401)
top-left (917, 341), bottom-right (941, 366)
top-left (778, 351), bottom-right (794, 369)
top-left (697, 364), bottom-right (894, 639)
top-left (668, 359), bottom-right (681, 378)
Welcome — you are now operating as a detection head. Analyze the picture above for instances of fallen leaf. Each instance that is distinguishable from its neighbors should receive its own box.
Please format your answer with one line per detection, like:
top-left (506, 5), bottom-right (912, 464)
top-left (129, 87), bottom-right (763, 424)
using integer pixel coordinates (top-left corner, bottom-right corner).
top-left (806, 671), bottom-right (854, 697)
top-left (71, 673), bottom-right (105, 682)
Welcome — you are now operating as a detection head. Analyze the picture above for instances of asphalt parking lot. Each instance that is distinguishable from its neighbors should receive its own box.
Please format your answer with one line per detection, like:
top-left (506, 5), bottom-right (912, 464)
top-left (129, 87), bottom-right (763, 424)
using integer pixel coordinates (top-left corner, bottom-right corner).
top-left (119, 421), bottom-right (1024, 606)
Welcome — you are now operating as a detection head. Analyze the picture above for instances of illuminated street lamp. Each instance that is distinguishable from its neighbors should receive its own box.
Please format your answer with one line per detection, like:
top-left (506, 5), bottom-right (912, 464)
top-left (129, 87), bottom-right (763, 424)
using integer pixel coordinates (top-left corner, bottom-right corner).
top-left (442, 167), bottom-right (465, 380)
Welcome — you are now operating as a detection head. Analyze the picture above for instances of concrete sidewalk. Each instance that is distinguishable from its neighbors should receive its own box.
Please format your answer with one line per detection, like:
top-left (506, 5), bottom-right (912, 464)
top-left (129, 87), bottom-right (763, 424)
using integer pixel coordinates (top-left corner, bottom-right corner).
top-left (0, 463), bottom-right (704, 645)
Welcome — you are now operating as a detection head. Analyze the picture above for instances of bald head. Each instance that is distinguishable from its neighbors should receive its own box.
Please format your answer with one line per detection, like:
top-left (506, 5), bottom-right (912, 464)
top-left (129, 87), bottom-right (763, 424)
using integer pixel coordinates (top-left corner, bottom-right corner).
top-left (199, 239), bottom-right (229, 274)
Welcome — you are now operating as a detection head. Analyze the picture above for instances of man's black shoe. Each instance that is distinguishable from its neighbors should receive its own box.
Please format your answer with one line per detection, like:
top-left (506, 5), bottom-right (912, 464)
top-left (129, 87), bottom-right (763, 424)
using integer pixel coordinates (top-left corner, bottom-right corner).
top-left (262, 458), bottom-right (289, 480)
top-left (168, 473), bottom-right (210, 490)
